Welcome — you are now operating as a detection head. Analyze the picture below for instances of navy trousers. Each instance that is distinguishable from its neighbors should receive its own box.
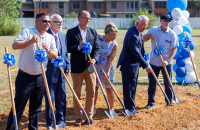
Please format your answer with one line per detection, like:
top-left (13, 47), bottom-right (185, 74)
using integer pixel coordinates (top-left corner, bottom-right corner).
top-left (44, 74), bottom-right (66, 128)
top-left (6, 70), bottom-right (45, 130)
top-left (148, 64), bottom-right (173, 105)
top-left (121, 72), bottom-right (138, 113)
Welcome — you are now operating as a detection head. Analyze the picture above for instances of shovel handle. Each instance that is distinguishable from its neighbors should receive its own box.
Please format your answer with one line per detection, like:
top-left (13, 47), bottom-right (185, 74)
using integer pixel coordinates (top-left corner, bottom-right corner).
top-left (183, 32), bottom-right (199, 83)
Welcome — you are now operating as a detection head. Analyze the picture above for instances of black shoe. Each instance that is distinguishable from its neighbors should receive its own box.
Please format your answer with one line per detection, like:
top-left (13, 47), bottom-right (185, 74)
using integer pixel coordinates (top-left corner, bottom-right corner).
top-left (144, 104), bottom-right (154, 110)
top-left (85, 119), bottom-right (96, 125)
top-left (74, 119), bottom-right (82, 126)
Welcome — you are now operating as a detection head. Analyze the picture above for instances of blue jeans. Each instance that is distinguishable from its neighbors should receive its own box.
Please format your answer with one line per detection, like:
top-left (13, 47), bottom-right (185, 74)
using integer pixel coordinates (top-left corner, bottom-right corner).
top-left (147, 64), bottom-right (173, 105)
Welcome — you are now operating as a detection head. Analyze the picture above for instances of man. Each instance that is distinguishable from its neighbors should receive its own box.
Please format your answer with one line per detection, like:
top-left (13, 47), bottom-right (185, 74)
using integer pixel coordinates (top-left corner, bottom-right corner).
top-left (117, 15), bottom-right (152, 114)
top-left (45, 14), bottom-right (71, 129)
top-left (66, 10), bottom-right (100, 126)
top-left (143, 14), bottom-right (178, 109)
top-left (6, 13), bottom-right (58, 130)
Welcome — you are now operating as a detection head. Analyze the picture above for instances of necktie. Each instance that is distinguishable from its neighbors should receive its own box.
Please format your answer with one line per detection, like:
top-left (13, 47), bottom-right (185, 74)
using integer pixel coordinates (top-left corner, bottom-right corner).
top-left (55, 35), bottom-right (61, 55)
top-left (141, 33), bottom-right (145, 57)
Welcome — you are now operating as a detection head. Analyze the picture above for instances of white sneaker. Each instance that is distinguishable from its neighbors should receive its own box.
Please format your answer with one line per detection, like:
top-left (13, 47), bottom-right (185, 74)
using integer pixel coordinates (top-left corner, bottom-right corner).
top-left (93, 108), bottom-right (96, 116)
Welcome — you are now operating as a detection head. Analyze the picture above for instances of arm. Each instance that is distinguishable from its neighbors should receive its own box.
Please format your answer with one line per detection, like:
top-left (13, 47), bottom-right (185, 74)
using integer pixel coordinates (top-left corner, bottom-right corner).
top-left (143, 33), bottom-right (157, 42)
top-left (161, 47), bottom-right (177, 67)
top-left (106, 43), bottom-right (118, 78)
top-left (66, 29), bottom-right (81, 53)
top-left (41, 43), bottom-right (57, 59)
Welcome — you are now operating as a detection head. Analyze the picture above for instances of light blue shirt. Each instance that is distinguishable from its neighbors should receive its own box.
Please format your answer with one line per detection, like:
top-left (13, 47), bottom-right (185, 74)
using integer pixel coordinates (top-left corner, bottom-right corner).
top-left (146, 26), bottom-right (179, 67)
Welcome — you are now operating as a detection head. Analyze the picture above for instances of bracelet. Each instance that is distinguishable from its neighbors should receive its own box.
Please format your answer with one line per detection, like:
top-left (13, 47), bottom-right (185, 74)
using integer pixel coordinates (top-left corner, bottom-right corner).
top-left (47, 50), bottom-right (51, 54)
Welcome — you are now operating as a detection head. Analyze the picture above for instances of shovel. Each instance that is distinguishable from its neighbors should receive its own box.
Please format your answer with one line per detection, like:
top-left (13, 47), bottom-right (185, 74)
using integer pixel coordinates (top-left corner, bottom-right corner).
top-left (98, 64), bottom-right (133, 116)
top-left (183, 32), bottom-right (200, 97)
top-left (87, 54), bottom-right (119, 118)
top-left (59, 67), bottom-right (90, 125)
top-left (153, 39), bottom-right (181, 103)
top-left (5, 47), bottom-right (18, 130)
top-left (35, 42), bottom-right (61, 129)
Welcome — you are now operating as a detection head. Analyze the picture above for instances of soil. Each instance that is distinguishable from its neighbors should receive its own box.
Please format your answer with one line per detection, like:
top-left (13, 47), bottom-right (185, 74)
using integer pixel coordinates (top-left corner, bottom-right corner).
top-left (0, 86), bottom-right (200, 130)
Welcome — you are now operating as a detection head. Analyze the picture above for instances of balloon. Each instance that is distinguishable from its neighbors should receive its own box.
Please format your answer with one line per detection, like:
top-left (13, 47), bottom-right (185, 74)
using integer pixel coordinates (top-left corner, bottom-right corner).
top-left (175, 75), bottom-right (185, 83)
top-left (176, 57), bottom-right (186, 67)
top-left (185, 51), bottom-right (194, 61)
top-left (176, 67), bottom-right (187, 77)
top-left (173, 25), bottom-right (183, 35)
top-left (177, 40), bottom-right (185, 50)
top-left (171, 8), bottom-right (182, 19)
top-left (182, 25), bottom-right (192, 34)
top-left (167, 0), bottom-right (188, 12)
top-left (170, 19), bottom-right (178, 29)
top-left (179, 32), bottom-right (192, 41)
top-left (185, 42), bottom-right (195, 51)
top-left (185, 61), bottom-right (196, 72)
top-left (182, 10), bottom-right (190, 19)
top-left (185, 72), bottom-right (196, 83)
top-left (181, 48), bottom-right (190, 58)
top-left (167, 12), bottom-right (173, 18)
top-left (178, 17), bottom-right (188, 26)
top-left (186, 20), bottom-right (190, 26)
top-left (173, 50), bottom-right (181, 59)
top-left (173, 64), bottom-right (179, 72)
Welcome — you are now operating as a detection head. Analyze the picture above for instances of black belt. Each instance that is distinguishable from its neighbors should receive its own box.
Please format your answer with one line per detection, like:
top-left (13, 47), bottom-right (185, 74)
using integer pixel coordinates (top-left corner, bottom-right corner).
top-left (19, 69), bottom-right (42, 76)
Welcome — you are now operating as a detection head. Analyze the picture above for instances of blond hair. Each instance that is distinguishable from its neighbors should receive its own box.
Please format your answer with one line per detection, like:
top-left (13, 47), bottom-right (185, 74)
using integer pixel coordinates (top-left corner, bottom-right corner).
top-left (104, 22), bottom-right (118, 34)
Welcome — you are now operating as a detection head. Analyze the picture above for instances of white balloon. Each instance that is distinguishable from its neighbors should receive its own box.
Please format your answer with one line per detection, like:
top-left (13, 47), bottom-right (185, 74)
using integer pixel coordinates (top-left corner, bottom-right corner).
top-left (182, 10), bottom-right (190, 19)
top-left (171, 8), bottom-right (182, 19)
top-left (185, 62), bottom-right (196, 72)
top-left (178, 17), bottom-right (188, 26)
top-left (185, 51), bottom-right (194, 61)
top-left (173, 25), bottom-right (183, 35)
top-left (185, 72), bottom-right (196, 83)
top-left (170, 19), bottom-right (178, 29)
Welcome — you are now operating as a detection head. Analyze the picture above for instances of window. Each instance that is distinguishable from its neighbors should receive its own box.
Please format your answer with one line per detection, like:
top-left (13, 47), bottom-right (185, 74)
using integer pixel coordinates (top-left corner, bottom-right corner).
top-left (73, 2), bottom-right (80, 9)
top-left (126, 1), bottom-right (138, 12)
top-left (126, 14), bottom-right (133, 18)
top-left (111, 1), bottom-right (116, 9)
top-left (59, 2), bottom-right (64, 9)
top-left (94, 2), bottom-right (101, 9)
top-left (155, 2), bottom-right (166, 8)
top-left (126, 2), bottom-right (129, 9)
top-left (26, 0), bottom-right (33, 2)
top-left (113, 14), bottom-right (116, 18)
top-left (37, 2), bottom-right (49, 9)
top-left (135, 1), bottom-right (138, 12)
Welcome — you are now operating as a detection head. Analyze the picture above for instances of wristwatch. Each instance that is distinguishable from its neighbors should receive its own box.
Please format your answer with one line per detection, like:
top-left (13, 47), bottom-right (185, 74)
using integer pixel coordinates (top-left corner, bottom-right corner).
top-left (167, 59), bottom-right (171, 63)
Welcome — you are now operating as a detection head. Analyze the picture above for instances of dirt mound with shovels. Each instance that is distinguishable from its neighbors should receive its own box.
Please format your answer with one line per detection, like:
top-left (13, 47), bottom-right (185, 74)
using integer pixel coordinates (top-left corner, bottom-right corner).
top-left (0, 86), bottom-right (200, 130)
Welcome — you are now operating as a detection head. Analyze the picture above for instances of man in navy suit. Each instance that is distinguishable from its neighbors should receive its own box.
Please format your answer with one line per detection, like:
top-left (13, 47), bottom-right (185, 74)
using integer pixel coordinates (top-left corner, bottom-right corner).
top-left (45, 14), bottom-right (71, 129)
top-left (117, 15), bottom-right (152, 114)
top-left (66, 10), bottom-right (100, 126)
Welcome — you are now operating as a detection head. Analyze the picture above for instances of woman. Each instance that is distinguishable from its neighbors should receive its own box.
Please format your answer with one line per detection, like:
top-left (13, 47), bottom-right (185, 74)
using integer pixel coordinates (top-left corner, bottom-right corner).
top-left (94, 22), bottom-right (118, 115)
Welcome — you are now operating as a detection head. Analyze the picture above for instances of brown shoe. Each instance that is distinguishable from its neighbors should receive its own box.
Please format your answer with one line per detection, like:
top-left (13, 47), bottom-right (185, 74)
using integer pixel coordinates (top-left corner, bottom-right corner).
top-left (85, 119), bottom-right (96, 125)
top-left (75, 119), bottom-right (82, 126)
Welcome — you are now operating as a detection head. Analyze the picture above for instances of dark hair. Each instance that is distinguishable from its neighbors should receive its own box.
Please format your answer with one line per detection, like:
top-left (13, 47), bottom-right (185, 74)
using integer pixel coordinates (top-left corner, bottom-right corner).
top-left (78, 10), bottom-right (89, 18)
top-left (36, 13), bottom-right (49, 20)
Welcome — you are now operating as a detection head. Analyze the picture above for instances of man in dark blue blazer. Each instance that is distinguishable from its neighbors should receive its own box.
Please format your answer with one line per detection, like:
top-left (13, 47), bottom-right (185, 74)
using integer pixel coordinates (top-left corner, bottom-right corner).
top-left (117, 15), bottom-right (152, 114)
top-left (45, 14), bottom-right (71, 129)
top-left (66, 10), bottom-right (100, 126)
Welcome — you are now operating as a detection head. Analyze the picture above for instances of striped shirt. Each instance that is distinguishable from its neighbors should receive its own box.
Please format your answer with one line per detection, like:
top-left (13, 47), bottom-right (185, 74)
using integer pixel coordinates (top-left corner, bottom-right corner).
top-left (146, 26), bottom-right (179, 67)
top-left (13, 27), bottom-right (58, 75)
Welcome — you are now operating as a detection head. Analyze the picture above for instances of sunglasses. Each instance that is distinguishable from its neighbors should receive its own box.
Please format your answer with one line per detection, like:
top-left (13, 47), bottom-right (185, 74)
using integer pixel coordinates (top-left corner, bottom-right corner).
top-left (38, 20), bottom-right (50, 23)
top-left (162, 19), bottom-right (171, 22)
top-left (52, 21), bottom-right (65, 25)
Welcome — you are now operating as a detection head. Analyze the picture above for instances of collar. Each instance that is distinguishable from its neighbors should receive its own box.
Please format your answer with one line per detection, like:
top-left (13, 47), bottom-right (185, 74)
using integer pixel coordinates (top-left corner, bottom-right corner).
top-left (34, 26), bottom-right (48, 38)
top-left (50, 27), bottom-right (59, 37)
top-left (135, 25), bottom-right (142, 37)
top-left (78, 24), bottom-right (87, 33)
top-left (159, 26), bottom-right (169, 32)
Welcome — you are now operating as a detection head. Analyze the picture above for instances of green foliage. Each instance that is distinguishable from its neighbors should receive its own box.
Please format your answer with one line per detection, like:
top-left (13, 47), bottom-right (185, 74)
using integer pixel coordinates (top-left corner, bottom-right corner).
top-left (132, 9), bottom-right (159, 28)
top-left (66, 12), bottom-right (78, 18)
top-left (188, 0), bottom-right (200, 17)
top-left (0, 0), bottom-right (21, 19)
top-left (0, 17), bottom-right (21, 36)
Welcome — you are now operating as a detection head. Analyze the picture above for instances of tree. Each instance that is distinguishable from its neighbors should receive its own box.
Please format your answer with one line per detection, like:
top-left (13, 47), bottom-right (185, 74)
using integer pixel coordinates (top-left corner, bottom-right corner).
top-left (188, 0), bottom-right (200, 17)
top-left (0, 0), bottom-right (21, 19)
top-left (132, 9), bottom-right (159, 28)
top-left (66, 12), bottom-right (78, 18)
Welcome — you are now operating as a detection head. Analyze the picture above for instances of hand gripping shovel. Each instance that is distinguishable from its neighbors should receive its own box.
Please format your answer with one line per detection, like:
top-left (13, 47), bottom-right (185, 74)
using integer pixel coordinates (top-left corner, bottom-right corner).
top-left (35, 42), bottom-right (60, 129)
top-left (87, 54), bottom-right (119, 118)
top-left (5, 47), bottom-right (18, 130)
top-left (151, 69), bottom-right (171, 105)
top-left (98, 64), bottom-right (133, 116)
top-left (59, 67), bottom-right (90, 125)
top-left (153, 39), bottom-right (181, 103)
top-left (183, 32), bottom-right (200, 97)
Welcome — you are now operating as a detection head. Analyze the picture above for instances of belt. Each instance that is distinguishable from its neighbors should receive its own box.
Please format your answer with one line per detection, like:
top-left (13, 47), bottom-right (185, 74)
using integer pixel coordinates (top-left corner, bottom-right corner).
top-left (19, 69), bottom-right (42, 76)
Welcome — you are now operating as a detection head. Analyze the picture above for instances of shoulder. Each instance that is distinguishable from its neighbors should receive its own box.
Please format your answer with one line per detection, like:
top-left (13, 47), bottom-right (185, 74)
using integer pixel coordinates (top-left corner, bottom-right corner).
top-left (87, 27), bottom-right (97, 34)
top-left (58, 32), bottom-right (65, 37)
top-left (67, 26), bottom-right (77, 33)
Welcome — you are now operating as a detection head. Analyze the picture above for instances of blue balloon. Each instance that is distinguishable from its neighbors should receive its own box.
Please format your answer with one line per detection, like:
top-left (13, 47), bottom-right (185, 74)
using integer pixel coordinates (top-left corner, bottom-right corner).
top-left (181, 48), bottom-right (190, 58)
top-left (176, 67), bottom-right (187, 77)
top-left (173, 50), bottom-right (181, 59)
top-left (167, 0), bottom-right (188, 12)
top-left (182, 25), bottom-right (192, 34)
top-left (189, 42), bottom-right (195, 50)
top-left (176, 57), bottom-right (186, 67)
top-left (186, 21), bottom-right (190, 26)
top-left (173, 64), bottom-right (179, 72)
top-left (179, 32), bottom-right (192, 41)
top-left (177, 40), bottom-right (185, 51)
top-left (175, 75), bottom-right (185, 83)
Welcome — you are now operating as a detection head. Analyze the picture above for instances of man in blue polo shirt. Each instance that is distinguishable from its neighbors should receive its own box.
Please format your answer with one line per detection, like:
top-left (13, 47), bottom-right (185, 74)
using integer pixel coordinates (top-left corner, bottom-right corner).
top-left (143, 14), bottom-right (179, 109)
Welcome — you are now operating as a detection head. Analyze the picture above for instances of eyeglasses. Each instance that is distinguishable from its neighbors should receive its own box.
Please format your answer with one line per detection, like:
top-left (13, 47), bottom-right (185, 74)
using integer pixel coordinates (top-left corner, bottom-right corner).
top-left (142, 25), bottom-right (148, 28)
top-left (80, 17), bottom-right (92, 21)
top-left (52, 21), bottom-right (65, 25)
top-left (162, 19), bottom-right (171, 22)
top-left (38, 20), bottom-right (50, 23)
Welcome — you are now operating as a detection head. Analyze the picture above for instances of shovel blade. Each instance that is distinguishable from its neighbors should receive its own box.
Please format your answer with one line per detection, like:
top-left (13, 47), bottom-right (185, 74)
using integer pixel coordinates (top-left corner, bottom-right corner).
top-left (121, 109), bottom-right (133, 116)
top-left (173, 98), bottom-right (181, 103)
top-left (104, 109), bottom-right (119, 118)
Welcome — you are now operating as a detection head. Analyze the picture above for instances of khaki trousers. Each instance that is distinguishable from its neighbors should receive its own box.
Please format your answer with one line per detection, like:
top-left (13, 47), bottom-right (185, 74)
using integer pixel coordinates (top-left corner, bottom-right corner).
top-left (71, 69), bottom-right (96, 119)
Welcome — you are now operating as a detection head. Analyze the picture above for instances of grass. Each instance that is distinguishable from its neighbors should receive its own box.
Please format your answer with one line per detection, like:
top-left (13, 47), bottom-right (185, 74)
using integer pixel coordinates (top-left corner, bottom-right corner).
top-left (0, 28), bottom-right (200, 111)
